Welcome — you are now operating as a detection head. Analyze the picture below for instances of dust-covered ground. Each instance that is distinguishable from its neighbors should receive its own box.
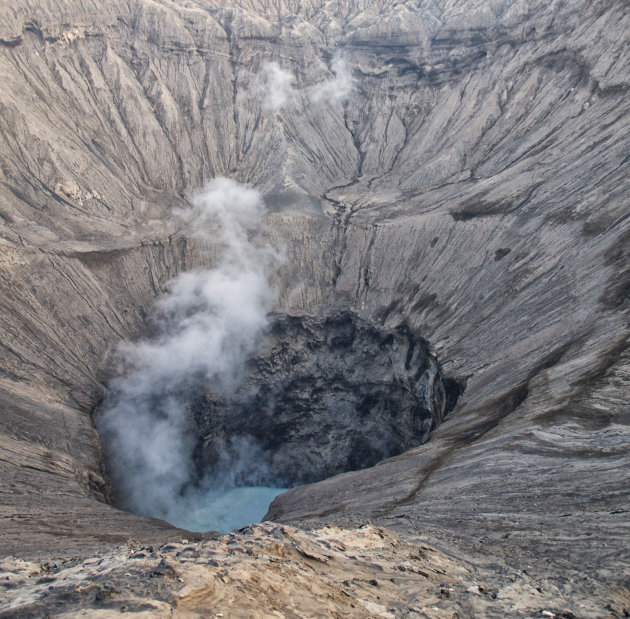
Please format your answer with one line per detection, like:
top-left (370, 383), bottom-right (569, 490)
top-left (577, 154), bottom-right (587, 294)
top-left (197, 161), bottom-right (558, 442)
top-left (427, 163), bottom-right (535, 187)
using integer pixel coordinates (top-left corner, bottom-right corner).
top-left (1, 523), bottom-right (628, 618)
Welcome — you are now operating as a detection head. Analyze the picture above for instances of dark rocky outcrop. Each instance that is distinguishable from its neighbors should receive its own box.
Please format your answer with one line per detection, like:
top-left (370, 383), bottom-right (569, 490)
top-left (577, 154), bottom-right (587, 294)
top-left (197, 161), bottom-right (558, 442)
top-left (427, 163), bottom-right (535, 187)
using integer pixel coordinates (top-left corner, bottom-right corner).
top-left (192, 313), bottom-right (455, 485)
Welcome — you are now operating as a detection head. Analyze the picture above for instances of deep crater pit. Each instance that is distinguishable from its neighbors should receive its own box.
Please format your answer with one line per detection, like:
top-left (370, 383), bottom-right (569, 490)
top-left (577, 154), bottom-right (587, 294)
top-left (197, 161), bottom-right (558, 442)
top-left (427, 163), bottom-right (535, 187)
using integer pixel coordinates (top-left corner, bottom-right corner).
top-left (97, 311), bottom-right (461, 533)
top-left (94, 178), bottom-right (462, 534)
top-left (192, 312), bottom-right (454, 487)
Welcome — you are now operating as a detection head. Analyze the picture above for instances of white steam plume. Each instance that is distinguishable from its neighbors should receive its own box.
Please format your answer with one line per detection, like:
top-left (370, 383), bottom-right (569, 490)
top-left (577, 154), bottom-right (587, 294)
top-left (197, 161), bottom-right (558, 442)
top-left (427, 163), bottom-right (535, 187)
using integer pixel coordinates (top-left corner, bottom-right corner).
top-left (259, 61), bottom-right (296, 111)
top-left (96, 178), bottom-right (279, 529)
top-left (310, 52), bottom-right (355, 103)
top-left (255, 51), bottom-right (354, 111)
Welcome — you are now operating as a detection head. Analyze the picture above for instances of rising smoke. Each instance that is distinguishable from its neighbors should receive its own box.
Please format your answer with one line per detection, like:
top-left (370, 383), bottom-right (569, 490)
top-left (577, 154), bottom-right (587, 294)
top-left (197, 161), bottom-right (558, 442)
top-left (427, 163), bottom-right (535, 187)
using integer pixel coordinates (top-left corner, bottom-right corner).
top-left (97, 50), bottom-right (355, 532)
top-left (96, 178), bottom-right (280, 531)
top-left (311, 52), bottom-right (355, 103)
top-left (256, 50), bottom-right (354, 111)
top-left (259, 62), bottom-right (297, 111)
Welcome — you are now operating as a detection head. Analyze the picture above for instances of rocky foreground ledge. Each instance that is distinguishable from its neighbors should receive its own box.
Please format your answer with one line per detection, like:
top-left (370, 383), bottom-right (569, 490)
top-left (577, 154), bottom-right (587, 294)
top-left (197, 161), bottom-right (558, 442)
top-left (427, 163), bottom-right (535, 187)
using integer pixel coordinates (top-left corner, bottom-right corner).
top-left (1, 523), bottom-right (627, 618)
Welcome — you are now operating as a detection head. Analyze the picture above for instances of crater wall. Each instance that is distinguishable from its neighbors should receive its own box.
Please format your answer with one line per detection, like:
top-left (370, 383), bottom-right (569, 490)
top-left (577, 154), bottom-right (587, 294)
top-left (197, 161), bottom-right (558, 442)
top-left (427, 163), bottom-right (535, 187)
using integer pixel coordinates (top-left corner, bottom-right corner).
top-left (0, 0), bottom-right (627, 592)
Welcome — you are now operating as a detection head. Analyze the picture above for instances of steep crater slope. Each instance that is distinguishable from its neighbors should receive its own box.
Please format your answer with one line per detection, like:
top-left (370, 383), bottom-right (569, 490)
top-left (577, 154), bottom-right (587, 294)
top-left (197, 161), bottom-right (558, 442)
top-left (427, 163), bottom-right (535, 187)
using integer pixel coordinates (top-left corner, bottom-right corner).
top-left (0, 0), bottom-right (627, 602)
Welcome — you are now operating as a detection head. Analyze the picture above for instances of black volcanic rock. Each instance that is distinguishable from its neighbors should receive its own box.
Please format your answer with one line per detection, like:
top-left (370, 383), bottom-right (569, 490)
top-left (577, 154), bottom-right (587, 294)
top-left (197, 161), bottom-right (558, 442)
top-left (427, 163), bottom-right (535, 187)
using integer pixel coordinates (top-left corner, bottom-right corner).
top-left (191, 313), bottom-right (453, 485)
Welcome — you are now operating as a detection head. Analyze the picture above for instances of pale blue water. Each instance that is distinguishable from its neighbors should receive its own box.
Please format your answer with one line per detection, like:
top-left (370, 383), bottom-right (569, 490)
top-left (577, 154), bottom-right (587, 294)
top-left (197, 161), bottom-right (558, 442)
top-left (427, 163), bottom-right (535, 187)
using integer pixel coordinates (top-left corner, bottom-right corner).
top-left (170, 486), bottom-right (287, 533)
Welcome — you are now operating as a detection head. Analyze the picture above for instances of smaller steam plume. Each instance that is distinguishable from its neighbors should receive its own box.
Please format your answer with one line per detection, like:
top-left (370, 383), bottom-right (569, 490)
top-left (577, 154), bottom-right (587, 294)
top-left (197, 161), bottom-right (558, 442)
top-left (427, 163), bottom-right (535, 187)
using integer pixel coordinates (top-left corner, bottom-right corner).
top-left (259, 62), bottom-right (296, 111)
top-left (311, 52), bottom-right (355, 103)
top-left (96, 178), bottom-right (281, 532)
top-left (255, 50), bottom-right (354, 111)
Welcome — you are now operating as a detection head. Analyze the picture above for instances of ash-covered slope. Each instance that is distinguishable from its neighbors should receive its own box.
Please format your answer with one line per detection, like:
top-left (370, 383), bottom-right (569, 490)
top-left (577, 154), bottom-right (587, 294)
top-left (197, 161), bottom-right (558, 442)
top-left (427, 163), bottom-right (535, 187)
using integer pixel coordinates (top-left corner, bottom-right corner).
top-left (0, 0), bottom-right (628, 608)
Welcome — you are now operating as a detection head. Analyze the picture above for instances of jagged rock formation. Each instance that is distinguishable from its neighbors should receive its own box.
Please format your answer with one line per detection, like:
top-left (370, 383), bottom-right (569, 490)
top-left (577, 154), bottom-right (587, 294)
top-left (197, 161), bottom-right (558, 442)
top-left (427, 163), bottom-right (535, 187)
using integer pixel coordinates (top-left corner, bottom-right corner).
top-left (192, 312), bottom-right (457, 485)
top-left (0, 0), bottom-right (629, 615)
